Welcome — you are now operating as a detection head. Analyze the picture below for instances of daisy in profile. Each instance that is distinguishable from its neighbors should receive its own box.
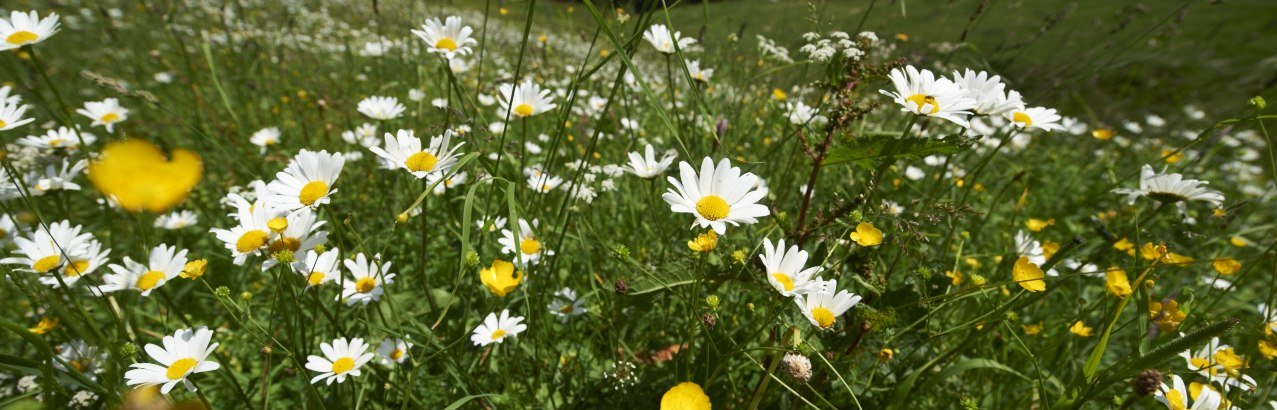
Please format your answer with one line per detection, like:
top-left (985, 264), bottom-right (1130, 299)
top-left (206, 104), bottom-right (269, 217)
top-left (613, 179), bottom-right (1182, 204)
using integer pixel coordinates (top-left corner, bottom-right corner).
top-left (338, 253), bottom-right (394, 306)
top-left (124, 327), bottom-right (220, 394)
top-left (548, 287), bottom-right (586, 321)
top-left (880, 66), bottom-right (976, 127)
top-left (1153, 374), bottom-right (1221, 410)
top-left (498, 219), bottom-right (554, 266)
top-left (97, 244), bottom-right (189, 296)
top-left (410, 16), bottom-right (478, 59)
top-left (0, 11), bottom-right (60, 50)
top-left (18, 127), bottom-right (95, 151)
top-left (75, 98), bottom-right (129, 133)
top-left (950, 69), bottom-right (1023, 116)
top-left (292, 248), bottom-right (341, 288)
top-left (527, 173), bottom-right (563, 194)
top-left (210, 196), bottom-right (279, 265)
top-left (686, 59), bottom-right (713, 83)
top-left (264, 150), bottom-right (345, 211)
top-left (0, 99), bottom-right (34, 131)
top-left (261, 208), bottom-right (328, 270)
top-left (154, 210), bottom-right (198, 230)
top-left (249, 127), bottom-right (281, 153)
top-left (38, 240), bottom-right (110, 288)
top-left (306, 337), bottom-right (374, 385)
top-left (759, 238), bottom-right (829, 297)
top-left (1113, 164), bottom-right (1223, 206)
top-left (794, 280), bottom-right (862, 330)
top-left (497, 80), bottom-right (557, 119)
top-left (1007, 107), bottom-right (1064, 132)
top-left (357, 96), bottom-right (406, 121)
top-left (376, 338), bottom-right (412, 366)
top-left (368, 129), bottom-right (464, 179)
top-left (0, 220), bottom-right (92, 273)
top-left (624, 144), bottom-right (675, 178)
top-left (471, 310), bottom-right (527, 346)
top-left (642, 24), bottom-right (696, 54)
top-left (662, 157), bottom-right (770, 235)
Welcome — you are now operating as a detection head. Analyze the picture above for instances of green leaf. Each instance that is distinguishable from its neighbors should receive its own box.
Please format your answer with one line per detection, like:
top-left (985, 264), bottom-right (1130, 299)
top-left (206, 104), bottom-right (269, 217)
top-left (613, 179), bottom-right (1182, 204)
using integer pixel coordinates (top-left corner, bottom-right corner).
top-left (442, 394), bottom-right (500, 410)
top-left (929, 358), bottom-right (1031, 386)
top-left (824, 134), bottom-right (972, 169)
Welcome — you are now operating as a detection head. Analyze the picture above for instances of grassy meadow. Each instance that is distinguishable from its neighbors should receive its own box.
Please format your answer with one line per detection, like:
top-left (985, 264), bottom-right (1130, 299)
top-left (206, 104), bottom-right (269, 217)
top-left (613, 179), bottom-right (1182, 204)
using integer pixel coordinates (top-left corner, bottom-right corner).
top-left (0, 0), bottom-right (1274, 408)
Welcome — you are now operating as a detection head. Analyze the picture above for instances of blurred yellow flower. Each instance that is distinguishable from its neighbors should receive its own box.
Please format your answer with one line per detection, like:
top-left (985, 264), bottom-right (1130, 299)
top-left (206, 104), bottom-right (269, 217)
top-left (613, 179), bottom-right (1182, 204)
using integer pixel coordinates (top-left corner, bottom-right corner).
top-left (687, 230), bottom-right (718, 253)
top-left (1069, 321), bottom-right (1092, 337)
top-left (1212, 258), bottom-right (1240, 275)
top-left (479, 259), bottom-right (522, 297)
top-left (1229, 236), bottom-right (1249, 247)
top-left (1161, 148), bottom-right (1184, 164)
top-left (1104, 266), bottom-right (1131, 298)
top-left (1025, 218), bottom-right (1054, 232)
top-left (1012, 256), bottom-right (1045, 292)
top-left (87, 139), bottom-right (202, 213)
top-left (877, 348), bottom-right (894, 362)
top-left (28, 317), bottom-right (57, 334)
top-left (660, 382), bottom-right (710, 410)
top-left (1259, 340), bottom-right (1277, 360)
top-left (771, 88), bottom-right (787, 101)
top-left (1041, 240), bottom-right (1060, 260)
top-left (1023, 323), bottom-right (1042, 336)
top-left (849, 222), bottom-right (884, 247)
top-left (1150, 299), bottom-right (1187, 332)
top-left (1113, 237), bottom-right (1136, 257)
top-left (945, 270), bottom-right (963, 286)
top-left (1091, 129), bottom-right (1114, 140)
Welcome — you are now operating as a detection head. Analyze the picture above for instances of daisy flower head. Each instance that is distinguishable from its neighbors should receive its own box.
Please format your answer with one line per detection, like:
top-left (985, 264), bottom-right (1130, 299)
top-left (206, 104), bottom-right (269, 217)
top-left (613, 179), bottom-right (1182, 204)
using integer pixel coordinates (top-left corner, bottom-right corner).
top-left (249, 127), bottom-right (281, 153)
top-left (154, 210), bottom-right (199, 230)
top-left (498, 219), bottom-right (554, 266)
top-left (18, 127), bottom-right (95, 151)
top-left (376, 338), bottom-right (412, 365)
top-left (686, 59), bottom-right (713, 83)
top-left (0, 10), bottom-right (60, 50)
top-left (1113, 164), bottom-right (1224, 206)
top-left (54, 340), bottom-right (103, 380)
top-left (624, 144), bottom-right (675, 178)
top-left (497, 80), bottom-right (557, 119)
top-left (548, 287), bottom-right (586, 321)
top-left (124, 327), bottom-right (220, 394)
top-left (98, 244), bottom-right (189, 296)
top-left (794, 280), bottom-right (862, 330)
top-left (642, 23), bottom-right (696, 54)
top-left (209, 197), bottom-right (279, 265)
top-left (410, 16), bottom-right (478, 59)
top-left (38, 239), bottom-right (109, 288)
top-left (950, 69), bottom-right (1024, 116)
top-left (1006, 106), bottom-right (1064, 132)
top-left (369, 129), bottom-right (465, 179)
top-left (75, 98), bottom-right (129, 133)
top-left (306, 337), bottom-right (374, 385)
top-left (264, 150), bottom-right (345, 211)
top-left (1153, 374), bottom-right (1221, 410)
top-left (293, 248), bottom-right (341, 288)
top-left (339, 253), bottom-right (395, 306)
top-left (342, 123), bottom-right (379, 148)
top-left (880, 66), bottom-right (977, 127)
top-left (260, 208), bottom-right (328, 270)
top-left (470, 309), bottom-right (527, 346)
top-left (0, 220), bottom-right (93, 273)
top-left (662, 157), bottom-right (770, 235)
top-left (357, 96), bottom-right (406, 121)
top-left (527, 173), bottom-right (563, 194)
top-left (0, 99), bottom-right (34, 131)
top-left (759, 238), bottom-right (828, 297)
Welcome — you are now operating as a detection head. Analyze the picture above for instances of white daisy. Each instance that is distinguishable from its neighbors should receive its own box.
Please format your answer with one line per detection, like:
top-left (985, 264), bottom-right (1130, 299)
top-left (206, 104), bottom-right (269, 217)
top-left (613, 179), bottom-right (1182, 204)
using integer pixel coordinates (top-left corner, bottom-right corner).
top-left (357, 96), bottom-right (405, 121)
top-left (1014, 231), bottom-right (1058, 276)
top-left (0, 10), bottom-right (60, 50)
top-left (760, 238), bottom-right (829, 297)
top-left (17, 127), bottom-right (95, 151)
top-left (1113, 164), bottom-right (1224, 206)
top-left (249, 127), bottom-right (281, 153)
top-left (38, 239), bottom-right (109, 288)
top-left (470, 310), bottom-right (527, 346)
top-left (950, 69), bottom-right (1023, 116)
top-left (624, 144), bottom-right (675, 178)
top-left (0, 85), bottom-right (19, 105)
top-left (498, 219), bottom-right (553, 266)
top-left (476, 216), bottom-right (507, 233)
top-left (794, 280), bottom-right (862, 330)
top-left (1153, 374), bottom-right (1221, 410)
top-left (786, 101), bottom-right (824, 126)
top-left (124, 327), bottom-right (220, 394)
top-left (662, 157), bottom-right (770, 235)
top-left (497, 80), bottom-right (557, 119)
top-left (368, 129), bottom-right (464, 179)
top-left (54, 340), bottom-right (103, 380)
top-left (548, 288), bottom-right (586, 321)
top-left (880, 66), bottom-right (977, 127)
top-left (75, 98), bottom-right (128, 133)
top-left (338, 253), bottom-right (394, 306)
top-left (375, 338), bottom-right (412, 365)
top-left (527, 173), bottom-right (563, 194)
top-left (341, 123), bottom-right (379, 148)
top-left (29, 159), bottom-right (87, 195)
top-left (305, 337), bottom-right (374, 385)
top-left (0, 220), bottom-right (92, 273)
top-left (260, 208), bottom-right (328, 270)
top-left (410, 16), bottom-right (478, 59)
top-left (428, 170), bottom-right (467, 195)
top-left (686, 59), bottom-right (713, 83)
top-left (642, 24), bottom-right (696, 54)
top-left (97, 244), bottom-right (188, 296)
top-left (0, 99), bottom-right (34, 131)
top-left (1007, 106), bottom-right (1064, 132)
top-left (154, 210), bottom-right (199, 230)
top-left (209, 196), bottom-right (281, 265)
top-left (264, 150), bottom-right (345, 211)
top-left (0, 213), bottom-right (23, 248)
top-left (292, 248), bottom-right (341, 288)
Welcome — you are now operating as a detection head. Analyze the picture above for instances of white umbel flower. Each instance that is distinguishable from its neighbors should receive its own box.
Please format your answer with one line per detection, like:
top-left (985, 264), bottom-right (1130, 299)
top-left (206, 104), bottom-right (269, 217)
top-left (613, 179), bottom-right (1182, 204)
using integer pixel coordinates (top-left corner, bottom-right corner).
top-left (470, 309), bottom-right (527, 346)
top-left (498, 219), bottom-right (554, 266)
top-left (794, 280), bottom-right (862, 330)
top-left (306, 337), bottom-right (374, 385)
top-left (357, 96), bottom-right (406, 120)
top-left (75, 98), bottom-right (128, 133)
top-left (264, 150), bottom-right (345, 211)
top-left (497, 80), bottom-right (556, 119)
top-left (0, 11), bottom-right (60, 51)
top-left (368, 129), bottom-right (464, 179)
top-left (951, 69), bottom-right (1024, 116)
top-left (760, 238), bottom-right (829, 297)
top-left (662, 157), bottom-right (770, 235)
top-left (124, 327), bottom-right (220, 394)
top-left (1007, 107), bottom-right (1064, 132)
top-left (410, 16), bottom-right (478, 59)
top-left (97, 244), bottom-right (189, 296)
top-left (880, 66), bottom-right (977, 127)
top-left (642, 24), bottom-right (696, 54)
top-left (0, 100), bottom-right (34, 131)
top-left (1113, 164), bottom-right (1224, 206)
top-left (624, 144), bottom-right (675, 178)
top-left (338, 253), bottom-right (394, 306)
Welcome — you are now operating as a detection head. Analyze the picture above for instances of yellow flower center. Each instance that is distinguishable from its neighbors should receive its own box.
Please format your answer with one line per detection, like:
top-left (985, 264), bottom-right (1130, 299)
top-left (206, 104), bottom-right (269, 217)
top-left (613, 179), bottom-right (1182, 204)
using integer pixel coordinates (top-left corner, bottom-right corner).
top-left (1165, 389), bottom-right (1186, 410)
top-left (772, 273), bottom-right (795, 292)
top-left (1012, 111), bottom-right (1033, 127)
top-left (268, 237), bottom-right (301, 254)
top-left (298, 181), bottom-right (329, 206)
top-left (520, 237), bottom-right (541, 255)
top-left (32, 255), bottom-right (60, 273)
top-left (136, 270), bottom-right (167, 291)
top-left (490, 329), bottom-right (507, 340)
top-left (905, 93), bottom-right (940, 114)
top-left (514, 103), bottom-right (535, 117)
top-left (165, 357), bottom-right (197, 380)
top-left (695, 195), bottom-right (730, 221)
top-left (405, 151), bottom-right (438, 173)
top-left (355, 276), bottom-right (377, 293)
top-left (390, 348), bottom-right (404, 361)
top-left (1190, 357), bottom-right (1210, 370)
top-left (267, 217), bottom-right (288, 233)
top-left (307, 271), bottom-right (326, 286)
top-left (811, 307), bottom-right (836, 329)
top-left (5, 31), bottom-right (38, 45)
top-left (559, 305), bottom-right (575, 314)
top-left (434, 37), bottom-right (458, 51)
top-left (63, 260), bottom-right (90, 277)
top-left (236, 229), bottom-right (270, 253)
top-left (0, 119), bottom-right (6, 129)
top-left (331, 357), bottom-right (355, 374)
top-left (69, 359), bottom-right (87, 373)
top-left (100, 113), bottom-right (121, 123)
top-left (48, 138), bottom-right (65, 147)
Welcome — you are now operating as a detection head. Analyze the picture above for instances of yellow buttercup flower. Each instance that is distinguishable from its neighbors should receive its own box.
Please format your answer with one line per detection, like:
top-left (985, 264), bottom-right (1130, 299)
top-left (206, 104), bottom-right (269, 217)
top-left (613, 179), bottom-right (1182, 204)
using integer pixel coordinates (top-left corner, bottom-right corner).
top-left (1150, 299), bottom-right (1187, 332)
top-left (1259, 340), bottom-right (1277, 360)
top-left (877, 348), bottom-right (894, 362)
top-left (1023, 323), bottom-right (1042, 336)
top-left (1212, 258), bottom-right (1241, 275)
top-left (1113, 237), bottom-right (1136, 257)
top-left (479, 259), bottom-right (522, 297)
top-left (849, 222), bottom-right (884, 247)
top-left (1012, 256), bottom-right (1045, 292)
top-left (1069, 321), bottom-right (1093, 337)
top-left (1104, 266), bottom-right (1132, 298)
top-left (1091, 128), bottom-right (1114, 140)
top-left (1025, 218), bottom-right (1054, 232)
top-left (660, 382), bottom-right (711, 410)
top-left (771, 88), bottom-right (787, 101)
top-left (687, 230), bottom-right (718, 253)
top-left (945, 270), bottom-right (963, 286)
top-left (180, 259), bottom-right (208, 279)
top-left (28, 317), bottom-right (58, 334)
top-left (87, 139), bottom-right (202, 213)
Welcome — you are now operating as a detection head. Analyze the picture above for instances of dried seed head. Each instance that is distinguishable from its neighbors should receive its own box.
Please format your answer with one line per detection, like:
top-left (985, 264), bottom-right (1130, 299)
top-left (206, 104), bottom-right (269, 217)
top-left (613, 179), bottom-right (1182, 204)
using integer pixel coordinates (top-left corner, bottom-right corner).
top-left (780, 352), bottom-right (812, 383)
top-left (1133, 369), bottom-right (1162, 396)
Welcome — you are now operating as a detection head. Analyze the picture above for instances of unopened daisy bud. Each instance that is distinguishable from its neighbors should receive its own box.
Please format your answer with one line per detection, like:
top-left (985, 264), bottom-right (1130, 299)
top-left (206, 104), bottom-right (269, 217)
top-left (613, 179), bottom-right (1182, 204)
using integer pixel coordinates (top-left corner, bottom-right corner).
top-left (180, 259), bottom-right (208, 279)
top-left (969, 273), bottom-right (987, 286)
top-left (730, 249), bottom-right (747, 264)
top-left (119, 342), bottom-right (138, 357)
top-left (214, 286), bottom-right (231, 298)
top-left (747, 302), bottom-right (755, 312)
top-left (877, 348), bottom-right (894, 362)
top-left (780, 352), bottom-right (812, 383)
top-left (613, 278), bottom-right (630, 295)
top-left (700, 313), bottom-right (717, 329)
top-left (313, 243), bottom-right (327, 253)
top-left (610, 245), bottom-right (631, 260)
top-left (1132, 369), bottom-right (1162, 396)
top-left (1249, 96), bottom-right (1267, 110)
top-left (239, 291), bottom-right (252, 301)
top-left (464, 250), bottom-right (480, 268)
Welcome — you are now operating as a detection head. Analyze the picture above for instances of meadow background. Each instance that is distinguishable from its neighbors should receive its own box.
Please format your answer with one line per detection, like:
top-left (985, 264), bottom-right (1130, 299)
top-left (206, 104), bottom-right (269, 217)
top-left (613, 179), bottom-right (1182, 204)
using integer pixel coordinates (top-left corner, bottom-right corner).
top-left (0, 0), bottom-right (1274, 409)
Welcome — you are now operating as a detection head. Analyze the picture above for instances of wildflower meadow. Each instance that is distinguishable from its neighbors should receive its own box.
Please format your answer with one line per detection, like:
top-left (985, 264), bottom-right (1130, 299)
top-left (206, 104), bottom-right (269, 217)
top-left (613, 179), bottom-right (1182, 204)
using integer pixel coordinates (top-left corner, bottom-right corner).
top-left (0, 0), bottom-right (1274, 408)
